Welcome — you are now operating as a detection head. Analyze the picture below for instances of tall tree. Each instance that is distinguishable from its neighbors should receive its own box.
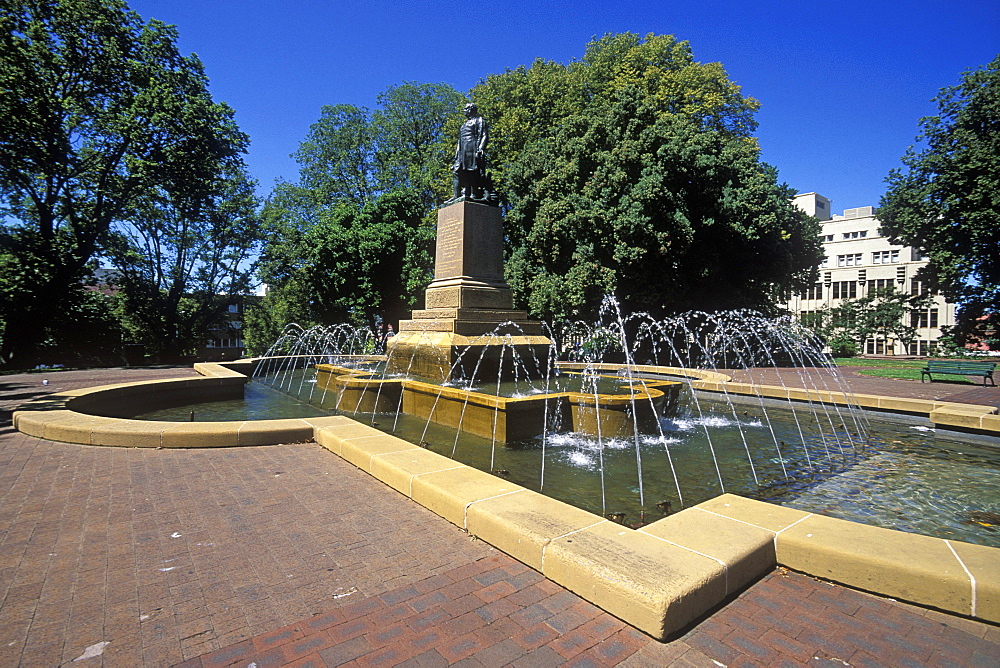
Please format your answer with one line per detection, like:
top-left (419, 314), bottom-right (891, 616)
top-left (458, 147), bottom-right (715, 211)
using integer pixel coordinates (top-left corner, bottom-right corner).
top-left (247, 82), bottom-right (461, 348)
top-left (471, 33), bottom-right (822, 322)
top-left (0, 0), bottom-right (248, 367)
top-left (103, 163), bottom-right (261, 360)
top-left (302, 189), bottom-right (432, 337)
top-left (372, 82), bottom-right (465, 207)
top-left (293, 104), bottom-right (378, 208)
top-left (823, 286), bottom-right (930, 356)
top-left (292, 82), bottom-right (463, 209)
top-left (878, 56), bottom-right (1000, 342)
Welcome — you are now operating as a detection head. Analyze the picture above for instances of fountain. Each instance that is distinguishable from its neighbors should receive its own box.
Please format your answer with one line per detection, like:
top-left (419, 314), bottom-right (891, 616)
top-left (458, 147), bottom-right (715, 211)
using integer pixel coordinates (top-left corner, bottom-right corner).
top-left (12, 110), bottom-right (1000, 640)
top-left (242, 105), bottom-right (867, 521)
top-left (248, 182), bottom-right (877, 529)
top-left (251, 305), bottom-right (874, 518)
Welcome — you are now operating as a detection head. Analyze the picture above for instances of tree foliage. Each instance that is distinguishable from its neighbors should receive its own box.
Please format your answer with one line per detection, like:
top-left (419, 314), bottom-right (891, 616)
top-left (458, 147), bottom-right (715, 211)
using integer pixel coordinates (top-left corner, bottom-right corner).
top-left (247, 83), bottom-right (461, 349)
top-left (816, 286), bottom-right (931, 356)
top-left (103, 164), bottom-right (261, 359)
top-left (0, 0), bottom-right (249, 366)
top-left (292, 82), bottom-right (463, 209)
top-left (471, 33), bottom-right (822, 322)
top-left (878, 56), bottom-right (1000, 340)
top-left (250, 188), bottom-right (432, 351)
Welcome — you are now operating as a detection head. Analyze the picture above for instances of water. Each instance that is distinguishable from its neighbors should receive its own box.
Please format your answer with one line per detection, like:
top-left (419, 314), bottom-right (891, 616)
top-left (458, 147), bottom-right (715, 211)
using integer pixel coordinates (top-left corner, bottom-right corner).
top-left (136, 377), bottom-right (1000, 548)
top-left (784, 425), bottom-right (1000, 545)
top-left (137, 381), bottom-right (332, 421)
top-left (131, 303), bottom-right (1000, 547)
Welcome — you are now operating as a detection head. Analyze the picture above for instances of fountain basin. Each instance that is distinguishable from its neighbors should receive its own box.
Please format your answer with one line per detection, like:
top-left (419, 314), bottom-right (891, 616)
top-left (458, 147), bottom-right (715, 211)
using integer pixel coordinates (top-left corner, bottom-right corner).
top-left (314, 363), bottom-right (683, 441)
top-left (12, 358), bottom-right (1000, 637)
top-left (12, 362), bottom-right (348, 447)
top-left (315, 418), bottom-right (998, 634)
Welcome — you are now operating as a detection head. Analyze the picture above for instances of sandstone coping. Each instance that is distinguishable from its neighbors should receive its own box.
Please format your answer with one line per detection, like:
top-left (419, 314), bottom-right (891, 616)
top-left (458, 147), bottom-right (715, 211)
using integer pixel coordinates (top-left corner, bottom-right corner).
top-left (696, 495), bottom-right (998, 623)
top-left (556, 361), bottom-right (732, 385)
top-left (12, 361), bottom-right (352, 448)
top-left (696, 381), bottom-right (998, 434)
top-left (312, 422), bottom-right (1000, 635)
top-left (10, 357), bottom-right (1000, 637)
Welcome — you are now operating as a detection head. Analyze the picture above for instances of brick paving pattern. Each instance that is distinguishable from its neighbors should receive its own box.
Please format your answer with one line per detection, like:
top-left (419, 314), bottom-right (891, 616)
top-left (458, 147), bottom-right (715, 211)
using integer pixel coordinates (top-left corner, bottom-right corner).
top-left (179, 560), bottom-right (1000, 668)
top-left (0, 366), bottom-right (997, 667)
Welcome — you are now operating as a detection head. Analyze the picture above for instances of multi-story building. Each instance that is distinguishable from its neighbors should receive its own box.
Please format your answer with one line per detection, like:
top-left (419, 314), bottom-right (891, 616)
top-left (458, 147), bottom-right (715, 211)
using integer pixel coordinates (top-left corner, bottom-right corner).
top-left (786, 193), bottom-right (955, 356)
top-left (201, 297), bottom-right (250, 361)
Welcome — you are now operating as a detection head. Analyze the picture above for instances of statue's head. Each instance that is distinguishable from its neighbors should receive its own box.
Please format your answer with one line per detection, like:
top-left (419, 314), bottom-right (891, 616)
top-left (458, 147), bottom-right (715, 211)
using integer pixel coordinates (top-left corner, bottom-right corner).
top-left (463, 103), bottom-right (478, 118)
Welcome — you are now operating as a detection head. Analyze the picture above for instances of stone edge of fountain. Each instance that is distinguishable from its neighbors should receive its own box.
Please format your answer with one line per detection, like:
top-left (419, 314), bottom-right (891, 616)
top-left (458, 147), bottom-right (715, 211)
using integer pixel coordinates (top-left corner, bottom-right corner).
top-left (11, 358), bottom-right (1000, 638)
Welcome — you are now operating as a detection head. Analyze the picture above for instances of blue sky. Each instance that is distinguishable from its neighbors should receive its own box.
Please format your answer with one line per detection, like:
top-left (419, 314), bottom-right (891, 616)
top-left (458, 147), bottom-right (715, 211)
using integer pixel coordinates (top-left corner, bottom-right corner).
top-left (129, 0), bottom-right (998, 215)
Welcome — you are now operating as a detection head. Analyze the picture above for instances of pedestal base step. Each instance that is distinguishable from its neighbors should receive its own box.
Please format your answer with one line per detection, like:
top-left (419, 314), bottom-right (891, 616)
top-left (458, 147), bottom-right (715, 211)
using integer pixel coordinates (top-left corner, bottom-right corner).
top-left (410, 308), bottom-right (530, 321)
top-left (398, 317), bottom-right (545, 336)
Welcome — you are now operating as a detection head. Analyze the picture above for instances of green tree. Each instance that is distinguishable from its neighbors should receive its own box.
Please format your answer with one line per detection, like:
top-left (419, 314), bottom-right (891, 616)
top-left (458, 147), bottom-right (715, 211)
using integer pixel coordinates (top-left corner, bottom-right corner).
top-left (878, 56), bottom-right (1000, 343)
top-left (305, 189), bottom-right (432, 336)
top-left (103, 163), bottom-right (261, 360)
top-left (373, 82), bottom-right (465, 207)
top-left (249, 190), bottom-right (432, 347)
top-left (293, 104), bottom-right (379, 208)
top-left (0, 0), bottom-right (248, 367)
top-left (292, 82), bottom-right (463, 208)
top-left (471, 33), bottom-right (821, 322)
top-left (823, 286), bottom-right (930, 355)
top-left (0, 246), bottom-right (125, 365)
top-left (247, 83), bottom-right (461, 347)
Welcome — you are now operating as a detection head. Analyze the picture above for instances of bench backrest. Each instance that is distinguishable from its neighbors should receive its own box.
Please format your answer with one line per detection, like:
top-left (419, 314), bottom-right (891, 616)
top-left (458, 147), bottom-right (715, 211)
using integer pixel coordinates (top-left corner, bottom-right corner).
top-left (925, 360), bottom-right (996, 371)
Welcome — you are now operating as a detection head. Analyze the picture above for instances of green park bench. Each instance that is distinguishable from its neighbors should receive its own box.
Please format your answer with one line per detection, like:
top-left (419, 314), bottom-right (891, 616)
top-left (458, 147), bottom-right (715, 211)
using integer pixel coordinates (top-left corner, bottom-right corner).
top-left (920, 359), bottom-right (997, 387)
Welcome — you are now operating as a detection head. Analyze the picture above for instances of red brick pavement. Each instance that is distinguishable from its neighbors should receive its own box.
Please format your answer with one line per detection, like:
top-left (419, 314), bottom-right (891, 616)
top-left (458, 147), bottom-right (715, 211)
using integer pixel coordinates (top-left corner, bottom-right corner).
top-left (179, 560), bottom-right (999, 668)
top-left (1, 367), bottom-right (998, 667)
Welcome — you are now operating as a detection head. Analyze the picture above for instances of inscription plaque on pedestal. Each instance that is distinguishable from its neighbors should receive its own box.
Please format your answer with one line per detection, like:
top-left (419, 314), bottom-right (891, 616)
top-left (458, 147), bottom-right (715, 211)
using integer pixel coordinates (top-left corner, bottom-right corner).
top-left (433, 204), bottom-right (504, 282)
top-left (424, 200), bottom-right (511, 310)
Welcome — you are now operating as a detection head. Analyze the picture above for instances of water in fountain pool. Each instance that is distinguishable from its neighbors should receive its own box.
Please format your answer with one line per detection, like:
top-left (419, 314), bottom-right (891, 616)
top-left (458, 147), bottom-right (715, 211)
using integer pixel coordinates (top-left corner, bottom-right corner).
top-left (137, 302), bottom-right (999, 547)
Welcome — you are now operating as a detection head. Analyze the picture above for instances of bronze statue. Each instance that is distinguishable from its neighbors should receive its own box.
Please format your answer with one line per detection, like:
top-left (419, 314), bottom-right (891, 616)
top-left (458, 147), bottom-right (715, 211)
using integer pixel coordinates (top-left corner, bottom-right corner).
top-left (452, 103), bottom-right (495, 203)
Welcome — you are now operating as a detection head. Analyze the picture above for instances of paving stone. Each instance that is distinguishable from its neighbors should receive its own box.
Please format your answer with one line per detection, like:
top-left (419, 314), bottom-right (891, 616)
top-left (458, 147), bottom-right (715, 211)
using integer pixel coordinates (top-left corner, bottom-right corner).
top-left (2, 367), bottom-right (999, 667)
top-left (316, 635), bottom-right (373, 665)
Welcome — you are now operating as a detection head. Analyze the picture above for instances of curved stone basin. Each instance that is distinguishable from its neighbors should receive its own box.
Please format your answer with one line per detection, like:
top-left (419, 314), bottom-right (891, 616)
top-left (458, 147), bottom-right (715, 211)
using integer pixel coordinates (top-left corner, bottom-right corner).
top-left (314, 362), bottom-right (683, 441)
top-left (12, 358), bottom-right (1000, 638)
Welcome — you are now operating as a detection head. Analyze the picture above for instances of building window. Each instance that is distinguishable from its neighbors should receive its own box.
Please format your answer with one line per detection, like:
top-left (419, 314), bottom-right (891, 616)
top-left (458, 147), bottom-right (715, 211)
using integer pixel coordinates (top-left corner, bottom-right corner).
top-left (799, 283), bottom-right (823, 300)
top-left (800, 311), bottom-right (824, 328)
top-left (868, 278), bottom-right (894, 293)
top-left (832, 281), bottom-right (857, 299)
top-left (907, 340), bottom-right (938, 356)
top-left (820, 234), bottom-right (834, 242)
top-left (865, 339), bottom-right (887, 355)
top-left (910, 309), bottom-right (940, 329)
top-left (910, 278), bottom-right (931, 296)
top-left (842, 231), bottom-right (867, 239)
top-left (837, 253), bottom-right (863, 267)
top-left (206, 337), bottom-right (246, 349)
top-left (872, 250), bottom-right (899, 264)
top-left (820, 256), bottom-right (829, 268)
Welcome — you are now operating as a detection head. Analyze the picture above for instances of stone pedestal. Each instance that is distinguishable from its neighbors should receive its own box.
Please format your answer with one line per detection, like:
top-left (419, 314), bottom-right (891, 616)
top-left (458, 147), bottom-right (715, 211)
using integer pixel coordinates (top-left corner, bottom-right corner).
top-left (388, 200), bottom-right (551, 381)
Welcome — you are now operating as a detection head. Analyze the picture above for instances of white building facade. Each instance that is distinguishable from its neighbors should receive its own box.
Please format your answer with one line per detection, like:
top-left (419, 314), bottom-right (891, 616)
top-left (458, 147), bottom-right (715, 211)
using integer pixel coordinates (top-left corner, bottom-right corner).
top-left (786, 193), bottom-right (956, 356)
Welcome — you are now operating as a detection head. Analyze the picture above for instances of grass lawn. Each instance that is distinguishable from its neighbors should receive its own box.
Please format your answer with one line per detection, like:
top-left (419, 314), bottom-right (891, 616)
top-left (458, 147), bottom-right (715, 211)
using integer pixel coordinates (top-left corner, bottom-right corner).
top-left (833, 357), bottom-right (926, 368)
top-left (832, 357), bottom-right (981, 384)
